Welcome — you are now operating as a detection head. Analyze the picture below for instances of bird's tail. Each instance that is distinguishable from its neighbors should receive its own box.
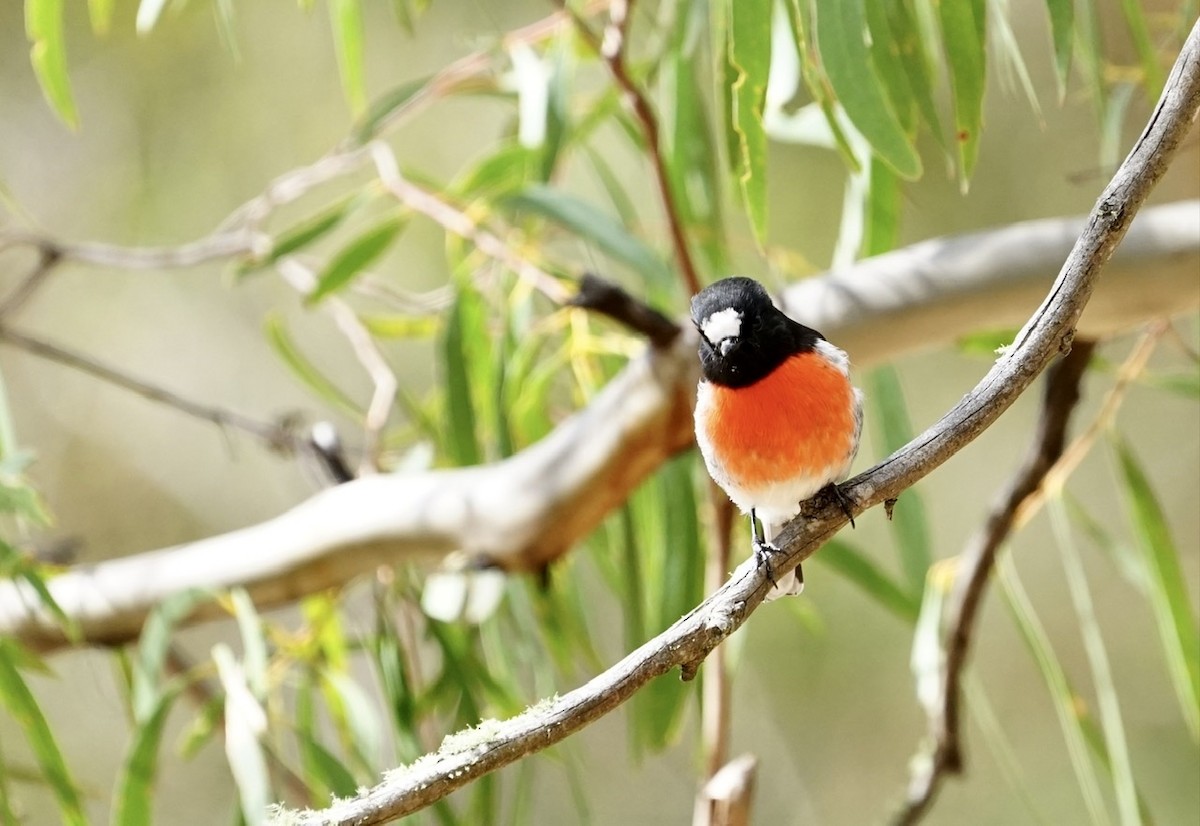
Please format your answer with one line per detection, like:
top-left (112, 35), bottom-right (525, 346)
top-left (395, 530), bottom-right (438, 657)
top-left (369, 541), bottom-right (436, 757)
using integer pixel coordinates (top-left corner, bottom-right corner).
top-left (762, 520), bottom-right (803, 601)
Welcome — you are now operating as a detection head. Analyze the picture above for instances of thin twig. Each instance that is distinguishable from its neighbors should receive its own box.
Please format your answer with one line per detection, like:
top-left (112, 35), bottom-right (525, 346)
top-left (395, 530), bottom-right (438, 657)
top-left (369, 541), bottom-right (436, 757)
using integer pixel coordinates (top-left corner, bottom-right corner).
top-left (1017, 322), bottom-right (1169, 525)
top-left (0, 228), bottom-right (260, 270)
top-left (368, 144), bottom-right (570, 304)
top-left (894, 339), bottom-right (1095, 825)
top-left (276, 259), bottom-right (398, 475)
top-left (353, 276), bottom-right (455, 314)
top-left (0, 325), bottom-right (307, 455)
top-left (1164, 320), bottom-right (1200, 362)
top-left (0, 248), bottom-right (61, 319)
top-left (700, 488), bottom-right (736, 781)
top-left (562, 0), bottom-right (703, 295)
top-left (569, 272), bottom-right (681, 346)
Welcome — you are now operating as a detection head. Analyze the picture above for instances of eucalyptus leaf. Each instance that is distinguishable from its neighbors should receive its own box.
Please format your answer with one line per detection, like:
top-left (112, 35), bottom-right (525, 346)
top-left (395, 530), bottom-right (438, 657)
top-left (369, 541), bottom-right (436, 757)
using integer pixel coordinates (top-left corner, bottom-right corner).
top-left (725, 0), bottom-right (773, 244)
top-left (112, 682), bottom-right (186, 826)
top-left (503, 186), bottom-right (672, 285)
top-left (0, 640), bottom-right (86, 825)
top-left (329, 0), bottom-right (368, 116)
top-left (814, 0), bottom-right (921, 178)
top-left (937, 0), bottom-right (987, 185)
top-left (25, 0), bottom-right (78, 128)
top-left (1113, 436), bottom-right (1200, 739)
top-left (264, 313), bottom-right (362, 416)
top-left (306, 216), bottom-right (406, 305)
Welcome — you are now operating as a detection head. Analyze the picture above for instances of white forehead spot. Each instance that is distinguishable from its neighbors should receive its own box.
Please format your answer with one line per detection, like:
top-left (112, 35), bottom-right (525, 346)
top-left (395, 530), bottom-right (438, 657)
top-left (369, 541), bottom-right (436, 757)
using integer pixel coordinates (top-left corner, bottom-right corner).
top-left (701, 307), bottom-right (742, 343)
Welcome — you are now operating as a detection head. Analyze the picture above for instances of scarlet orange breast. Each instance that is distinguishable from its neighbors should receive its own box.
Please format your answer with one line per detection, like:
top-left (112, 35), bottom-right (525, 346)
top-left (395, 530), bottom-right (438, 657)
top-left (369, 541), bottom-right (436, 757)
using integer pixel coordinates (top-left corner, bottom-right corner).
top-left (702, 352), bottom-right (856, 488)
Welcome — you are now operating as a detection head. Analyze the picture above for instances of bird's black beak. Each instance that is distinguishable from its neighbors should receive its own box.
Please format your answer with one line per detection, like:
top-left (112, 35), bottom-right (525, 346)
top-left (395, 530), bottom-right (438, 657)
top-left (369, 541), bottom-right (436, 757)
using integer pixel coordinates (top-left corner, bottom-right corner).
top-left (718, 337), bottom-right (738, 357)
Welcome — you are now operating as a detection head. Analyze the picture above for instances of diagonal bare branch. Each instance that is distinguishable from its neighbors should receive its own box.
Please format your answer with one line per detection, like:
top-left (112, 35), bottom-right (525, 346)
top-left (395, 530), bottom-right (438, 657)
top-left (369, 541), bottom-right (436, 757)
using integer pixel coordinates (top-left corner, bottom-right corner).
top-left (0, 325), bottom-right (309, 455)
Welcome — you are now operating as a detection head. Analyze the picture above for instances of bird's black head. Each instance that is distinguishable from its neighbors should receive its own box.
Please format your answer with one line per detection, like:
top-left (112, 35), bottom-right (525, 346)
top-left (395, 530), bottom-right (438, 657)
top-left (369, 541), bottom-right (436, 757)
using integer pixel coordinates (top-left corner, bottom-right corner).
top-left (690, 276), bottom-right (820, 388)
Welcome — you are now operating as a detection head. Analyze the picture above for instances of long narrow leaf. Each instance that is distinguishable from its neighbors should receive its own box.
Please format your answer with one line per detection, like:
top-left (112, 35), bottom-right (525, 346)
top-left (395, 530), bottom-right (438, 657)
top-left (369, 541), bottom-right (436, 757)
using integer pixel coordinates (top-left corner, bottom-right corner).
top-left (816, 540), bottom-right (919, 623)
top-left (112, 682), bottom-right (186, 826)
top-left (328, 0), bottom-right (368, 115)
top-left (860, 157), bottom-right (900, 258)
top-left (295, 677), bottom-right (358, 801)
top-left (442, 288), bottom-right (482, 466)
top-left (230, 588), bottom-right (268, 699)
top-left (239, 192), bottom-right (373, 276)
top-left (937, 0), bottom-right (987, 185)
top-left (864, 1), bottom-right (917, 135)
top-left (890, 0), bottom-right (947, 150)
top-left (1050, 497), bottom-right (1141, 825)
top-left (780, 0), bottom-right (864, 168)
top-left (305, 216), bottom-right (406, 305)
top-left (352, 75), bottom-right (433, 145)
top-left (133, 589), bottom-right (211, 722)
top-left (1112, 436), bottom-right (1200, 739)
top-left (1075, 0), bottom-right (1108, 121)
top-left (213, 644), bottom-right (269, 826)
top-left (814, 0), bottom-right (922, 178)
top-left (0, 640), bottom-right (85, 825)
top-left (999, 559), bottom-right (1113, 826)
top-left (1115, 0), bottom-right (1164, 97)
top-left (25, 0), bottom-right (78, 128)
top-left (964, 676), bottom-right (1054, 825)
top-left (1043, 0), bottom-right (1074, 97)
top-left (726, 0), bottom-right (773, 244)
top-left (867, 366), bottom-right (933, 590)
top-left (503, 187), bottom-right (672, 285)
top-left (662, 29), bottom-right (726, 273)
top-left (264, 313), bottom-right (361, 416)
top-left (87, 0), bottom-right (116, 34)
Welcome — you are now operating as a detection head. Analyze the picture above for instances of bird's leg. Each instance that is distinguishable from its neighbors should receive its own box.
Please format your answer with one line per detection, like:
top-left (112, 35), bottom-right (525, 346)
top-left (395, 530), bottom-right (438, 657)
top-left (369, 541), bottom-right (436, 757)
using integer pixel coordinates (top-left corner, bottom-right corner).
top-left (822, 483), bottom-right (857, 529)
top-left (749, 508), bottom-right (780, 587)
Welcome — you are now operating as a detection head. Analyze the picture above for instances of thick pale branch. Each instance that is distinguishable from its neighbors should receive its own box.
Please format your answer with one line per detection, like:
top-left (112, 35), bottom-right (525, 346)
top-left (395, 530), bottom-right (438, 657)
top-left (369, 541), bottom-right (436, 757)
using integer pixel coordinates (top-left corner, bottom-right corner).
top-left (267, 24), bottom-right (1200, 822)
top-left (0, 197), bottom-right (1195, 654)
top-left (779, 200), bottom-right (1199, 355)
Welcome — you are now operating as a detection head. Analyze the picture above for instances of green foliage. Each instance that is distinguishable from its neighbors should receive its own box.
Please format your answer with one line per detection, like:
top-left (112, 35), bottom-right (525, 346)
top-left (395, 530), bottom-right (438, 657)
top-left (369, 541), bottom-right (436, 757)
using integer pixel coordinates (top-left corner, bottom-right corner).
top-left (815, 0), bottom-right (921, 179)
top-left (1112, 436), bottom-right (1200, 739)
top-left (503, 187), bottom-right (672, 287)
top-left (938, 0), bottom-right (988, 184)
top-left (724, 0), bottom-right (773, 244)
top-left (306, 216), bottom-right (408, 305)
top-left (0, 641), bottom-right (85, 825)
top-left (5, 2), bottom-right (1196, 824)
top-left (1000, 559), bottom-right (1114, 826)
top-left (328, 0), bottom-right (368, 116)
top-left (866, 366), bottom-right (933, 592)
top-left (25, 0), bottom-right (77, 129)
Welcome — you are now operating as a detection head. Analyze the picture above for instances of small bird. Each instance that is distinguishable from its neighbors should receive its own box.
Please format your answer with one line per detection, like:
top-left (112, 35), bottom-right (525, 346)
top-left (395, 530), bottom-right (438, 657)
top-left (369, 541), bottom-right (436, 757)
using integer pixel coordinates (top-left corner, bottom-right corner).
top-left (691, 277), bottom-right (863, 599)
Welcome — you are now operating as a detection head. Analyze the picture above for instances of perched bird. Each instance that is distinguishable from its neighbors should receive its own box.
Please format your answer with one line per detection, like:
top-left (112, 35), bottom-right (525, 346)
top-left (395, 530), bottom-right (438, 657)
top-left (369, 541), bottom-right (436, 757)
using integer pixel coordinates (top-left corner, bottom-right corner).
top-left (691, 277), bottom-right (863, 599)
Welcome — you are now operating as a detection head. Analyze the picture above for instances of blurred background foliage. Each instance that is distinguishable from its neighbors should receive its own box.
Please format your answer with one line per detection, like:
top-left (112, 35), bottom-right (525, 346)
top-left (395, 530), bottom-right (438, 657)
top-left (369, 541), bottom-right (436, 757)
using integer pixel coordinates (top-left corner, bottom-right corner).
top-left (0, 0), bottom-right (1197, 824)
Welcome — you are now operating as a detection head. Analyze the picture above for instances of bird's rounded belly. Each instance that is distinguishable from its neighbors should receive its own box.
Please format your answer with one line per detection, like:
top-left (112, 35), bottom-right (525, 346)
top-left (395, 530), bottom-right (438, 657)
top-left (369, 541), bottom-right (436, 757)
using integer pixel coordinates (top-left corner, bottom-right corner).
top-left (697, 352), bottom-right (856, 501)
